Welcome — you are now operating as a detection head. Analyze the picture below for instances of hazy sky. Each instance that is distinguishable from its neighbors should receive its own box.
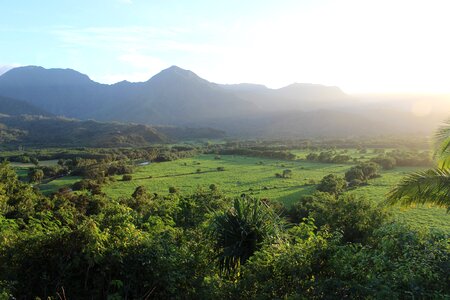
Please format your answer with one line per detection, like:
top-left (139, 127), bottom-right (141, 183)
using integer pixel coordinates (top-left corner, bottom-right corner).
top-left (1, 0), bottom-right (450, 93)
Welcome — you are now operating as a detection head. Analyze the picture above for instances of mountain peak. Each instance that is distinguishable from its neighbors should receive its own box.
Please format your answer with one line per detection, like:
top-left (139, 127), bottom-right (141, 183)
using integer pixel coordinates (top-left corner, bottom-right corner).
top-left (147, 65), bottom-right (205, 85)
top-left (0, 66), bottom-right (94, 85)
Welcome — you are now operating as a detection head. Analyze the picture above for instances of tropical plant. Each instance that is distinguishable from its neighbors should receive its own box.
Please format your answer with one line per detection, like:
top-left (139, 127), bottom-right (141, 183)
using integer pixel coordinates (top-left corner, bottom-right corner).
top-left (209, 196), bottom-right (282, 276)
top-left (387, 120), bottom-right (450, 210)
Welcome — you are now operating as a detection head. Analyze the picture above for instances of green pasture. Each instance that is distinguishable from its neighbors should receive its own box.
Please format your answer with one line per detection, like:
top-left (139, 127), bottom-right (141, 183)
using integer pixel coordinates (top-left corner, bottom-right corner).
top-left (38, 176), bottom-right (82, 195)
top-left (100, 153), bottom-right (448, 231)
top-left (19, 151), bottom-right (447, 231)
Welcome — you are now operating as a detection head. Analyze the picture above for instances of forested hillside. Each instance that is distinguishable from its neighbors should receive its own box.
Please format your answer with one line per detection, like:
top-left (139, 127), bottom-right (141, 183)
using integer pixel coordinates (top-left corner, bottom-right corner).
top-left (0, 115), bottom-right (225, 147)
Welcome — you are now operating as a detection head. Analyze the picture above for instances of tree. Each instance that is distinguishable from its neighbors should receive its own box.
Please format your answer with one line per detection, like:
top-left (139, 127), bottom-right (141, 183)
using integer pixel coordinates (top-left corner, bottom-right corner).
top-left (209, 197), bottom-right (282, 276)
top-left (388, 120), bottom-right (450, 210)
top-left (28, 168), bottom-right (44, 183)
top-left (371, 156), bottom-right (396, 170)
top-left (345, 162), bottom-right (380, 182)
top-left (316, 174), bottom-right (346, 195)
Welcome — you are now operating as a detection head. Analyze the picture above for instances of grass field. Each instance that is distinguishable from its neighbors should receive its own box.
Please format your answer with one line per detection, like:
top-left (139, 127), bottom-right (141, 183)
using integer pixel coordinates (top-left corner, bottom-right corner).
top-left (18, 151), bottom-right (447, 231)
top-left (38, 176), bottom-right (83, 195)
top-left (99, 153), bottom-right (449, 232)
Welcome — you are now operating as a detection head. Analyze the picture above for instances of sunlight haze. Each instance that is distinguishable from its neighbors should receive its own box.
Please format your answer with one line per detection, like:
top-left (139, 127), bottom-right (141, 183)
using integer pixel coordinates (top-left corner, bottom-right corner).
top-left (1, 0), bottom-right (450, 93)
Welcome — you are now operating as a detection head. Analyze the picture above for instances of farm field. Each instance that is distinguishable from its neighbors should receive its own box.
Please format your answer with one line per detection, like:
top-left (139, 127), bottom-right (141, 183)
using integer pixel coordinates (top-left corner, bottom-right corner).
top-left (100, 153), bottom-right (449, 232)
top-left (11, 159), bottom-right (59, 180)
top-left (38, 175), bottom-right (83, 195)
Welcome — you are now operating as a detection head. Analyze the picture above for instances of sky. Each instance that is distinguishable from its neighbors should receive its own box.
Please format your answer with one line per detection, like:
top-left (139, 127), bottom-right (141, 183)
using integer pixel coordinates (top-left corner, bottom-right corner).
top-left (1, 0), bottom-right (450, 93)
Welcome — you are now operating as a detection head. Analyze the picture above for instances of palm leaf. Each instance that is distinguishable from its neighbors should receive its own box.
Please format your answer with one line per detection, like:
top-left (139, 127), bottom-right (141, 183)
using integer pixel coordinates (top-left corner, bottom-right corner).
top-left (434, 119), bottom-right (450, 168)
top-left (387, 168), bottom-right (450, 211)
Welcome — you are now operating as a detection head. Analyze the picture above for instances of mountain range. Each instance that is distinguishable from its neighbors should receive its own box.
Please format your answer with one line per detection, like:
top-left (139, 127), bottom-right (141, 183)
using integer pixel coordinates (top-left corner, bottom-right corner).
top-left (0, 65), bottom-right (448, 139)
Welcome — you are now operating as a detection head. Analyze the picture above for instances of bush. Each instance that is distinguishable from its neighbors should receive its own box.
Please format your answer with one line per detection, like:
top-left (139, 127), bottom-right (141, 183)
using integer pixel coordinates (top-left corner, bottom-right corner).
top-left (371, 156), bottom-right (396, 170)
top-left (122, 174), bottom-right (133, 181)
top-left (345, 162), bottom-right (380, 182)
top-left (316, 174), bottom-right (346, 195)
top-left (289, 193), bottom-right (387, 243)
top-left (169, 186), bottom-right (179, 194)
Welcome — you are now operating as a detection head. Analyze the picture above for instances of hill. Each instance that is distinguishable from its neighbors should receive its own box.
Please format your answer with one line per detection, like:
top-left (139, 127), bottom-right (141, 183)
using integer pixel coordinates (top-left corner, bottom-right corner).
top-left (0, 95), bottom-right (51, 116)
top-left (0, 114), bottom-right (227, 148)
top-left (0, 115), bottom-right (167, 147)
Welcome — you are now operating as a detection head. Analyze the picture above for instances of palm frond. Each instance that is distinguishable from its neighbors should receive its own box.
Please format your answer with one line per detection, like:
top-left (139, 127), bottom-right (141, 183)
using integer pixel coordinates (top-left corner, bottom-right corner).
top-left (433, 119), bottom-right (450, 168)
top-left (387, 168), bottom-right (450, 210)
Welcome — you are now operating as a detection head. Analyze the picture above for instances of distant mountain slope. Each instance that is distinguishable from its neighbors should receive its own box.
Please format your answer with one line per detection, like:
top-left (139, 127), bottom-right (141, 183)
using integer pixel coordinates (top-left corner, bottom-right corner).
top-left (0, 66), bottom-right (257, 125)
top-left (0, 114), bottom-right (226, 147)
top-left (0, 65), bottom-right (447, 139)
top-left (0, 66), bottom-right (113, 117)
top-left (223, 82), bottom-right (354, 111)
top-left (0, 115), bottom-right (167, 147)
top-left (0, 95), bottom-right (51, 116)
top-left (94, 66), bottom-right (257, 124)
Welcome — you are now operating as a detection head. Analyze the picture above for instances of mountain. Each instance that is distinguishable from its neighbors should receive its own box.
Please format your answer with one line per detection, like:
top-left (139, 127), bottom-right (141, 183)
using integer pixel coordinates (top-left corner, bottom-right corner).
top-left (222, 82), bottom-right (353, 111)
top-left (0, 66), bottom-right (257, 125)
top-left (94, 66), bottom-right (257, 124)
top-left (0, 66), bottom-right (111, 117)
top-left (0, 95), bottom-right (51, 116)
top-left (0, 65), bottom-right (447, 139)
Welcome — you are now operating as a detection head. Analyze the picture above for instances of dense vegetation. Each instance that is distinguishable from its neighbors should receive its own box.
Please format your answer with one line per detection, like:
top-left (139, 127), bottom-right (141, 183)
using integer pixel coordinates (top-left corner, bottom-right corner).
top-left (0, 161), bottom-right (448, 299)
top-left (0, 115), bottom-right (225, 147)
top-left (0, 136), bottom-right (448, 298)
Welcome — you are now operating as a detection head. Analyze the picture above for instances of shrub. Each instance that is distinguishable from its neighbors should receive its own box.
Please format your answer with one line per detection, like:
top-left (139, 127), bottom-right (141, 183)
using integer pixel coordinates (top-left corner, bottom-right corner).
top-left (316, 174), bottom-right (346, 195)
top-left (169, 186), bottom-right (179, 194)
top-left (289, 193), bottom-right (387, 243)
top-left (345, 162), bottom-right (380, 182)
top-left (122, 174), bottom-right (133, 181)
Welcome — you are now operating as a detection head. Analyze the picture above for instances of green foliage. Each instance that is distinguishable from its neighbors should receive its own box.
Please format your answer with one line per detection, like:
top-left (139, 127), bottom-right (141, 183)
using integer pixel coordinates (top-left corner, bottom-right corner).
top-left (28, 168), bottom-right (44, 183)
top-left (316, 174), bottom-right (346, 195)
top-left (0, 157), bottom-right (448, 298)
top-left (389, 120), bottom-right (450, 210)
top-left (122, 174), bottom-right (132, 181)
top-left (388, 168), bottom-right (450, 210)
top-left (231, 220), bottom-right (330, 299)
top-left (434, 119), bottom-right (450, 169)
top-left (209, 196), bottom-right (282, 276)
top-left (371, 155), bottom-right (396, 170)
top-left (326, 223), bottom-right (450, 298)
top-left (289, 193), bottom-right (388, 243)
top-left (345, 161), bottom-right (380, 182)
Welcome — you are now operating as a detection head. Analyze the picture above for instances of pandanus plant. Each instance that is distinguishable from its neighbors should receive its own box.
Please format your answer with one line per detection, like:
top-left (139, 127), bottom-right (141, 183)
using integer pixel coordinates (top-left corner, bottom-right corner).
top-left (209, 196), bottom-right (282, 276)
